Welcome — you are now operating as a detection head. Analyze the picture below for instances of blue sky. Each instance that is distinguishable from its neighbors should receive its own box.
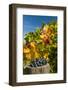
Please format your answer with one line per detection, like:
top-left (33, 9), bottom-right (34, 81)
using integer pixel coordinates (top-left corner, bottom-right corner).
top-left (23, 15), bottom-right (57, 36)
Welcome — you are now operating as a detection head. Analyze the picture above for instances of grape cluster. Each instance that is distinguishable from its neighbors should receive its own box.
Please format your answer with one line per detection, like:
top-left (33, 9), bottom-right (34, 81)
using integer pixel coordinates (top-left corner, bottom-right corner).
top-left (29, 58), bottom-right (47, 67)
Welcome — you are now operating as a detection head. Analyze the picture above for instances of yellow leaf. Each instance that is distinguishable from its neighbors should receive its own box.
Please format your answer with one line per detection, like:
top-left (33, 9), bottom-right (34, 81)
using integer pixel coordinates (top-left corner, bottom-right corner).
top-left (23, 47), bottom-right (30, 53)
top-left (43, 24), bottom-right (49, 32)
top-left (34, 52), bottom-right (40, 59)
top-left (30, 42), bottom-right (36, 48)
top-left (25, 53), bottom-right (32, 60)
top-left (44, 52), bottom-right (49, 59)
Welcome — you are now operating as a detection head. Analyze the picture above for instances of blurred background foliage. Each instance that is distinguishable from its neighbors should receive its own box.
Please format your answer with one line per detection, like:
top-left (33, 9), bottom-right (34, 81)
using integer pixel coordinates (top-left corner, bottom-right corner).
top-left (23, 21), bottom-right (57, 73)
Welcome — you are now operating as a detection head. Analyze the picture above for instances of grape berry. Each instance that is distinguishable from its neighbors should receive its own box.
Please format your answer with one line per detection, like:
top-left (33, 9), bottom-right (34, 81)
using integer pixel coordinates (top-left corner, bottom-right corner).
top-left (29, 58), bottom-right (47, 67)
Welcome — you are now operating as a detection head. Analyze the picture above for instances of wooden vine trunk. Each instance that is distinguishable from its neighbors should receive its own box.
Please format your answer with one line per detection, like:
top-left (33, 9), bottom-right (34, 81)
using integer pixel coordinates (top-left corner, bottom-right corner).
top-left (28, 63), bottom-right (50, 74)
